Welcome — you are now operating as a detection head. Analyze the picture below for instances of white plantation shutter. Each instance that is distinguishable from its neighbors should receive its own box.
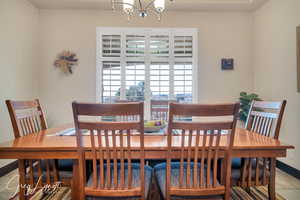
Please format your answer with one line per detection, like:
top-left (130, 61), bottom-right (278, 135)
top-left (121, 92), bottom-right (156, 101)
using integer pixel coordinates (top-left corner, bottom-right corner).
top-left (126, 35), bottom-right (145, 57)
top-left (102, 61), bottom-right (121, 103)
top-left (102, 35), bottom-right (121, 57)
top-left (125, 61), bottom-right (145, 101)
top-left (150, 35), bottom-right (169, 57)
top-left (150, 62), bottom-right (170, 100)
top-left (174, 62), bottom-right (193, 103)
top-left (174, 36), bottom-right (193, 58)
top-left (97, 28), bottom-right (198, 117)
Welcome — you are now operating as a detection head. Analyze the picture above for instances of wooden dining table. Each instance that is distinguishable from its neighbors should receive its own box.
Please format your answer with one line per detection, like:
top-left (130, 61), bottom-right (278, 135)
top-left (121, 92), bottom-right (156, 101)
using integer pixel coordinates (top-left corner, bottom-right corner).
top-left (0, 124), bottom-right (294, 200)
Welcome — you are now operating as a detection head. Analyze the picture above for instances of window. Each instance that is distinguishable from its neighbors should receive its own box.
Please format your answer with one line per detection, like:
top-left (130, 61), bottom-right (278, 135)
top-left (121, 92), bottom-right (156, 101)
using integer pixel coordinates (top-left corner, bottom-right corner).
top-left (97, 28), bottom-right (198, 117)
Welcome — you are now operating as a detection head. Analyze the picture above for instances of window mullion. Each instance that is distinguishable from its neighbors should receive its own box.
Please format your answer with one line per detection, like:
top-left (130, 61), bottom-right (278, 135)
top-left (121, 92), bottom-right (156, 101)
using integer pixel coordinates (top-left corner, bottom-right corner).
top-left (169, 31), bottom-right (175, 100)
top-left (120, 32), bottom-right (126, 100)
top-left (145, 33), bottom-right (151, 120)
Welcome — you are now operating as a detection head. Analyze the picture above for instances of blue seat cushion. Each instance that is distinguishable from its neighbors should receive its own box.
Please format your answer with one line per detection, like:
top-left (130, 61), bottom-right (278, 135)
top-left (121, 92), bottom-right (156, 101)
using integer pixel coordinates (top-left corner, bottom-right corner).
top-left (57, 159), bottom-right (73, 171)
top-left (40, 159), bottom-right (73, 171)
top-left (232, 158), bottom-right (242, 169)
top-left (154, 162), bottom-right (222, 199)
top-left (86, 163), bottom-right (152, 200)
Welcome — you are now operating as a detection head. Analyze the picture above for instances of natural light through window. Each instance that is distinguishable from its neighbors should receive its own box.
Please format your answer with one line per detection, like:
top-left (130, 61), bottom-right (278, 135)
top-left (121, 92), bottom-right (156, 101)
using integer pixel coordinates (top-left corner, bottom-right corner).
top-left (96, 28), bottom-right (198, 111)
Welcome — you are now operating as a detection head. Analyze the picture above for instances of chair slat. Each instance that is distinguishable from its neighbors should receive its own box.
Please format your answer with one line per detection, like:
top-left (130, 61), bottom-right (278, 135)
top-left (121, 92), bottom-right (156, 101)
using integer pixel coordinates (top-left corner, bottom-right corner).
top-left (241, 158), bottom-right (249, 187)
top-left (120, 130), bottom-right (125, 189)
top-left (179, 129), bottom-right (185, 188)
top-left (255, 157), bottom-right (260, 185)
top-left (53, 160), bottom-right (59, 183)
top-left (213, 130), bottom-right (221, 187)
top-left (29, 160), bottom-right (34, 186)
top-left (104, 129), bottom-right (111, 188)
top-left (97, 130), bottom-right (104, 189)
top-left (193, 130), bottom-right (200, 188)
top-left (90, 129), bottom-right (97, 189)
top-left (262, 158), bottom-right (267, 185)
top-left (200, 130), bottom-right (207, 188)
top-left (127, 129), bottom-right (132, 189)
top-left (112, 130), bottom-right (118, 189)
top-left (206, 130), bottom-right (214, 187)
top-left (247, 158), bottom-right (253, 187)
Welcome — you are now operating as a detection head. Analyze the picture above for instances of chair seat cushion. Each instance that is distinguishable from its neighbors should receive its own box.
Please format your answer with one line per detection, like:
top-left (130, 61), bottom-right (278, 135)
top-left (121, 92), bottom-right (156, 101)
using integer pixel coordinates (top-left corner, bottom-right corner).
top-left (57, 159), bottom-right (73, 171)
top-left (232, 158), bottom-right (242, 169)
top-left (86, 163), bottom-right (152, 200)
top-left (40, 159), bottom-right (73, 171)
top-left (154, 162), bottom-right (222, 199)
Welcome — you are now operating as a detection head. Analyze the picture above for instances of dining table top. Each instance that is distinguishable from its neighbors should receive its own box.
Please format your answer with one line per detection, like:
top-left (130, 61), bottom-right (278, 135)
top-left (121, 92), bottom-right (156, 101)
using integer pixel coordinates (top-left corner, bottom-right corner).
top-left (0, 124), bottom-right (294, 152)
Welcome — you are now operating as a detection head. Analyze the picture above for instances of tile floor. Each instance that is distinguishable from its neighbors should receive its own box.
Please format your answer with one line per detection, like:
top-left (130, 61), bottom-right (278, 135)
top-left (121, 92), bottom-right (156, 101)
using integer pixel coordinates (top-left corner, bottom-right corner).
top-left (0, 169), bottom-right (299, 199)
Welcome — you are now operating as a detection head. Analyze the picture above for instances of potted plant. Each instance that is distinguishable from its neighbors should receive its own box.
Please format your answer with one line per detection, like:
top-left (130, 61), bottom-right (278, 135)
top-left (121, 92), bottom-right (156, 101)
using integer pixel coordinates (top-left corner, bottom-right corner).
top-left (239, 91), bottom-right (261, 123)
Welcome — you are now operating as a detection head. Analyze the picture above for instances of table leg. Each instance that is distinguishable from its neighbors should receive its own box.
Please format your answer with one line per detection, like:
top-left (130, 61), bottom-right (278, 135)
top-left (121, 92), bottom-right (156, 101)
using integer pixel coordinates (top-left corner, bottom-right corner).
top-left (224, 156), bottom-right (232, 200)
top-left (268, 158), bottom-right (276, 200)
top-left (71, 159), bottom-right (82, 200)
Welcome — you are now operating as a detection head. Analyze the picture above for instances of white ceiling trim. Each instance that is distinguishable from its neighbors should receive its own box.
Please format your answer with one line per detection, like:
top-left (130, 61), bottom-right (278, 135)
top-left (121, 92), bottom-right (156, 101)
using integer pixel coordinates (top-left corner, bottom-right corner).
top-left (28, 0), bottom-right (268, 11)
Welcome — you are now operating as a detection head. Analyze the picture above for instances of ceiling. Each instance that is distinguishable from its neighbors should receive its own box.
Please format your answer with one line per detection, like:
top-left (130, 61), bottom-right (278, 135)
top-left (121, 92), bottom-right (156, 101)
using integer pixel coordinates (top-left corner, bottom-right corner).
top-left (28, 0), bottom-right (268, 11)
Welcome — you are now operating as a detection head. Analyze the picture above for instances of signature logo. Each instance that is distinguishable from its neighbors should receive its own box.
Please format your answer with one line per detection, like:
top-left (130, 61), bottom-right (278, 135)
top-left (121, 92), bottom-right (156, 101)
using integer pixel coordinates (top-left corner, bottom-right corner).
top-left (0, 174), bottom-right (62, 198)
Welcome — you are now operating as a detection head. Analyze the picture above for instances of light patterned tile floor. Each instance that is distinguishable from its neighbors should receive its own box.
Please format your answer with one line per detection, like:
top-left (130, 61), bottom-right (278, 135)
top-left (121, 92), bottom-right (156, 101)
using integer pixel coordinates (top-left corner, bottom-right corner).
top-left (0, 168), bottom-right (299, 199)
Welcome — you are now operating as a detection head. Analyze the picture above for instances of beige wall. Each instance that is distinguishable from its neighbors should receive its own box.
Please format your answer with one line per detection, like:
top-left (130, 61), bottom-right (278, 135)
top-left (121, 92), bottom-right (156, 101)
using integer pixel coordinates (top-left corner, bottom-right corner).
top-left (0, 0), bottom-right (39, 167)
top-left (39, 10), bottom-right (254, 126)
top-left (253, 0), bottom-right (300, 169)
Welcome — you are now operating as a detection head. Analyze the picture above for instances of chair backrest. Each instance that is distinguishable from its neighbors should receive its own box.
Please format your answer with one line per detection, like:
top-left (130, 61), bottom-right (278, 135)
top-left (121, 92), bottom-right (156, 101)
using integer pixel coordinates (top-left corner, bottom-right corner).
top-left (151, 100), bottom-right (175, 121)
top-left (245, 100), bottom-right (286, 139)
top-left (6, 99), bottom-right (47, 138)
top-left (72, 102), bottom-right (145, 199)
top-left (166, 103), bottom-right (239, 197)
top-left (115, 100), bottom-right (136, 103)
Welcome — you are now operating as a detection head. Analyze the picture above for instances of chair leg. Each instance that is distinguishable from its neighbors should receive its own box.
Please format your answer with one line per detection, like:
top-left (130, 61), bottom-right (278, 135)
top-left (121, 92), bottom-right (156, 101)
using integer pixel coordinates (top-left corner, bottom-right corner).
top-left (268, 158), bottom-right (276, 200)
top-left (18, 159), bottom-right (26, 200)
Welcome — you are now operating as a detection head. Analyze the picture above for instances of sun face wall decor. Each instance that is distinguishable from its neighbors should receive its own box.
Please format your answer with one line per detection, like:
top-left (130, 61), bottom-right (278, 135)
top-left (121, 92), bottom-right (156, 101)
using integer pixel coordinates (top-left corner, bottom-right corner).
top-left (54, 50), bottom-right (78, 74)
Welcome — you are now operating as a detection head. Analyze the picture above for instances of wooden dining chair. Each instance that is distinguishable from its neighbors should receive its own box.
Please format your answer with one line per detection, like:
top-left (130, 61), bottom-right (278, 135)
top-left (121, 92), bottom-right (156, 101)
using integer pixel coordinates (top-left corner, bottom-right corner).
top-left (6, 99), bottom-right (72, 200)
top-left (151, 100), bottom-right (175, 121)
top-left (72, 102), bottom-right (152, 200)
top-left (154, 102), bottom-right (240, 200)
top-left (115, 100), bottom-right (140, 121)
top-left (232, 100), bottom-right (287, 199)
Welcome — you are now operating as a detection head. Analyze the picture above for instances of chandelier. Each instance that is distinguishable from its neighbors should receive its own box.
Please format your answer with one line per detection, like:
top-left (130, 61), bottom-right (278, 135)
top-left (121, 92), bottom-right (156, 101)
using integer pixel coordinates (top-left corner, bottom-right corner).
top-left (111, 0), bottom-right (173, 20)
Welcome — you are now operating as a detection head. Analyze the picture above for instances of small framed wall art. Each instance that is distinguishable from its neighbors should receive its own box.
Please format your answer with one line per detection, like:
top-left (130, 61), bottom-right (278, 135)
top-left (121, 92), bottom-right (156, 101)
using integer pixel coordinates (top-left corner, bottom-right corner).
top-left (221, 58), bottom-right (234, 70)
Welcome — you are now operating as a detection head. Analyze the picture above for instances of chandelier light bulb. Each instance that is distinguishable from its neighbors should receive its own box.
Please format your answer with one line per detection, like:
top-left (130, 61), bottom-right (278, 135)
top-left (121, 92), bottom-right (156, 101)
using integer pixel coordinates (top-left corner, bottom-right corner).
top-left (154, 0), bottom-right (165, 12)
top-left (123, 0), bottom-right (134, 14)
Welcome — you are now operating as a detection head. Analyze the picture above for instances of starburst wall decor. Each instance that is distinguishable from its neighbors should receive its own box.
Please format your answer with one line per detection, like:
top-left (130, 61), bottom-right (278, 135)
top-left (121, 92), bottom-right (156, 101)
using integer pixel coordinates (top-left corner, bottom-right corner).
top-left (54, 50), bottom-right (78, 74)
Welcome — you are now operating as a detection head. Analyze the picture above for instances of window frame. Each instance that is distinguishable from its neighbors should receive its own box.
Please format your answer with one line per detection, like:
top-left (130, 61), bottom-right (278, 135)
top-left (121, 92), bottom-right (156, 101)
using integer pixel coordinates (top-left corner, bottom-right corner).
top-left (96, 27), bottom-right (199, 117)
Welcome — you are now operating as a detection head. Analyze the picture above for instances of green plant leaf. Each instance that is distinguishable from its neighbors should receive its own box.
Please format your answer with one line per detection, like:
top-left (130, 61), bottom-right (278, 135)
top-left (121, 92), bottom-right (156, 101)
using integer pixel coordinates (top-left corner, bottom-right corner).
top-left (240, 91), bottom-right (247, 97)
